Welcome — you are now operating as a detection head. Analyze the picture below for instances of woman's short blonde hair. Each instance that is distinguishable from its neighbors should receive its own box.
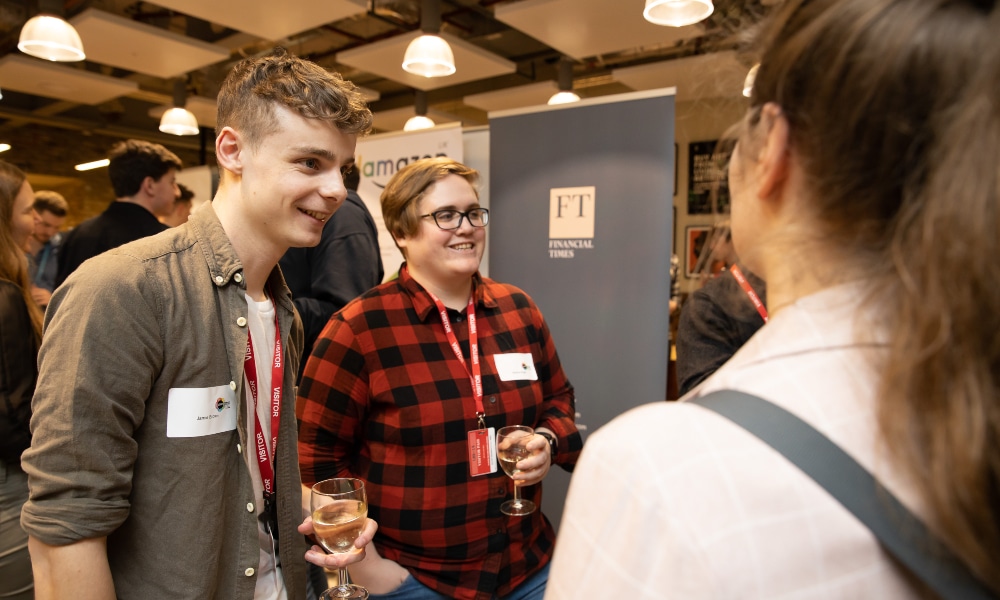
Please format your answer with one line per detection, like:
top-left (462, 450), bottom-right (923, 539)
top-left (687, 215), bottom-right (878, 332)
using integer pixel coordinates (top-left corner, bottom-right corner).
top-left (381, 157), bottom-right (479, 245)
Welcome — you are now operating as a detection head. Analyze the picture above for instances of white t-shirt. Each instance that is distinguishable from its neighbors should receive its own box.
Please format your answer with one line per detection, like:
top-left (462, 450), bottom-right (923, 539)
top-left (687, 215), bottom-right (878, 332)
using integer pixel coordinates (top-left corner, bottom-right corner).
top-left (244, 294), bottom-right (288, 600)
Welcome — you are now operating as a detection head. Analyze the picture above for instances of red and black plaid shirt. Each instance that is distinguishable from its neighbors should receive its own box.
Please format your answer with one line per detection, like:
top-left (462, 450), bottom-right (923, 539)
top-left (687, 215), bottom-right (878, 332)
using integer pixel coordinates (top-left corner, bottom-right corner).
top-left (297, 266), bottom-right (582, 600)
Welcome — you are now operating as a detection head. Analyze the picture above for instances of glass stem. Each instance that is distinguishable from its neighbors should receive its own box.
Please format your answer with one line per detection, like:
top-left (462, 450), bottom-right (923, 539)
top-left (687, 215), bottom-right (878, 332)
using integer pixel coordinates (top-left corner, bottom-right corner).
top-left (338, 567), bottom-right (350, 592)
top-left (512, 479), bottom-right (521, 507)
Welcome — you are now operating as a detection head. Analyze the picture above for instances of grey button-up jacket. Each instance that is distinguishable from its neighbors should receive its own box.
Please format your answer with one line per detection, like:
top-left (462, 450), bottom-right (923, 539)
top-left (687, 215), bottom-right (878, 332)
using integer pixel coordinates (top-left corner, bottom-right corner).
top-left (21, 202), bottom-right (307, 600)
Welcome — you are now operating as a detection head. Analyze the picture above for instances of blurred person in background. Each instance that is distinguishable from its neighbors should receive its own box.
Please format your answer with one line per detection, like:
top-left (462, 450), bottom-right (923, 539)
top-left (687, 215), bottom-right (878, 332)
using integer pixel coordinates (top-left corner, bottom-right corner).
top-left (160, 182), bottom-right (194, 228)
top-left (0, 160), bottom-right (42, 600)
top-left (279, 162), bottom-right (383, 382)
top-left (23, 190), bottom-right (68, 310)
top-left (55, 139), bottom-right (181, 286)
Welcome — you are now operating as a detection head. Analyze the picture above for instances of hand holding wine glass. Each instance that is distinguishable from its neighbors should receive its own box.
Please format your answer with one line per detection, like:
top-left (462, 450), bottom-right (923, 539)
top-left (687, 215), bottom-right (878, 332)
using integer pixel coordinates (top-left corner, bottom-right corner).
top-left (497, 425), bottom-right (538, 516)
top-left (311, 478), bottom-right (370, 600)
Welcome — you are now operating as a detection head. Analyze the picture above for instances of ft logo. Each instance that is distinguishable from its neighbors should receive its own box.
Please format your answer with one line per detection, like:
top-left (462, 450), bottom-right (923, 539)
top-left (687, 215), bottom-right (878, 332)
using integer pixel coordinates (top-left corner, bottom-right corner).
top-left (548, 186), bottom-right (596, 258)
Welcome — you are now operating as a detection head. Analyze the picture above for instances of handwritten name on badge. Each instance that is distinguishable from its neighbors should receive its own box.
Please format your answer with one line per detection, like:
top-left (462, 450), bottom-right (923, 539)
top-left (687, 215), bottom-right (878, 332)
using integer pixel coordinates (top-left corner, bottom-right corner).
top-left (167, 385), bottom-right (238, 437)
top-left (493, 353), bottom-right (538, 381)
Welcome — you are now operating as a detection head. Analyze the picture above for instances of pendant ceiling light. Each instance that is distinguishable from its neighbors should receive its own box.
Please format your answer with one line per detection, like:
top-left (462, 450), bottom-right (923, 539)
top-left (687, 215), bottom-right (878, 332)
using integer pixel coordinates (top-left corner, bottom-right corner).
top-left (18, 0), bottom-right (86, 62)
top-left (404, 90), bottom-right (436, 131)
top-left (402, 0), bottom-right (455, 78)
top-left (643, 0), bottom-right (714, 27)
top-left (159, 79), bottom-right (199, 136)
top-left (547, 58), bottom-right (581, 105)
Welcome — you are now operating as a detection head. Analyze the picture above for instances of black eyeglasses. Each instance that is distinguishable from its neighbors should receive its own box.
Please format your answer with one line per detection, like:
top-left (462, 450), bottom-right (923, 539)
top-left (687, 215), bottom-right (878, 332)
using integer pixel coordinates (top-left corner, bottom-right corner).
top-left (420, 208), bottom-right (490, 230)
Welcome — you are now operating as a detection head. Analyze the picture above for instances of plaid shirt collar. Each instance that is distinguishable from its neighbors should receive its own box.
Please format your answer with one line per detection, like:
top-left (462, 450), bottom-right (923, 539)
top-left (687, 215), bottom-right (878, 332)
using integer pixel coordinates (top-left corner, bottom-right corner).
top-left (397, 263), bottom-right (500, 322)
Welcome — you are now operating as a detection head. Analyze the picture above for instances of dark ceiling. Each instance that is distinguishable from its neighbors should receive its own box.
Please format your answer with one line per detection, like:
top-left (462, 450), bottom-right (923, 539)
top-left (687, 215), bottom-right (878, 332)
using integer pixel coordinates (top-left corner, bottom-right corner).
top-left (0, 0), bottom-right (765, 155)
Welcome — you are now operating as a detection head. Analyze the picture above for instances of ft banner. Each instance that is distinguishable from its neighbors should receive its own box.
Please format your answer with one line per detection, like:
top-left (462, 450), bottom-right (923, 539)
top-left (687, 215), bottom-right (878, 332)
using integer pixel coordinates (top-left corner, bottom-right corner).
top-left (489, 88), bottom-right (676, 530)
top-left (355, 123), bottom-right (464, 279)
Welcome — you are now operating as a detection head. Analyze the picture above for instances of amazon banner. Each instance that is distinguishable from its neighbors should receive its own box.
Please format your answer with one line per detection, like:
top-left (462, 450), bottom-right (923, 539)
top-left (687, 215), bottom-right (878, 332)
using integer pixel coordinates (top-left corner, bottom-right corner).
top-left (355, 123), bottom-right (464, 279)
top-left (488, 89), bottom-right (675, 529)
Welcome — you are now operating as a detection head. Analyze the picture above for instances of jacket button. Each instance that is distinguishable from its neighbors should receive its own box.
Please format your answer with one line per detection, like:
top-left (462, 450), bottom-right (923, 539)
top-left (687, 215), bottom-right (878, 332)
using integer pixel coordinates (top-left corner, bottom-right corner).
top-left (247, 503), bottom-right (254, 513)
top-left (215, 276), bottom-right (224, 284)
top-left (237, 444), bottom-right (242, 454)
top-left (234, 273), bottom-right (243, 283)
top-left (245, 567), bottom-right (255, 577)
top-left (230, 381), bottom-right (237, 390)
top-left (237, 317), bottom-right (247, 327)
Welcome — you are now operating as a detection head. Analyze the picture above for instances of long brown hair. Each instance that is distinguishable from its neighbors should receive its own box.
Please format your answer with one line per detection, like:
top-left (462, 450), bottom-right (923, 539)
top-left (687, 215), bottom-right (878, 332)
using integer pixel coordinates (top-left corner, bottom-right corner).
top-left (0, 160), bottom-right (42, 341)
top-left (746, 0), bottom-right (999, 590)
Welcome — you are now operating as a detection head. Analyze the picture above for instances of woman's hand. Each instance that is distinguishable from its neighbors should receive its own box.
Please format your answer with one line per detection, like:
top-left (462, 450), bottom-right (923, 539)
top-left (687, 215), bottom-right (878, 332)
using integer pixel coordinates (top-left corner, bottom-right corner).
top-left (512, 431), bottom-right (553, 487)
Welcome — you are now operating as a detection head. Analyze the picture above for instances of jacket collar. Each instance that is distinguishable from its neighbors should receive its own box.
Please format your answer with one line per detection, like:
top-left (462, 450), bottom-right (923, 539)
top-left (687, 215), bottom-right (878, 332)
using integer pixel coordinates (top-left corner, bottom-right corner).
top-left (186, 202), bottom-right (295, 315)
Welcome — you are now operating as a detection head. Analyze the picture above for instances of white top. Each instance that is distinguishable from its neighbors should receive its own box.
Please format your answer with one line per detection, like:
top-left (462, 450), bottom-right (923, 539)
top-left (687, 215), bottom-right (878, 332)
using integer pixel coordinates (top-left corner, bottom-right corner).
top-left (547, 284), bottom-right (927, 599)
top-left (244, 294), bottom-right (288, 600)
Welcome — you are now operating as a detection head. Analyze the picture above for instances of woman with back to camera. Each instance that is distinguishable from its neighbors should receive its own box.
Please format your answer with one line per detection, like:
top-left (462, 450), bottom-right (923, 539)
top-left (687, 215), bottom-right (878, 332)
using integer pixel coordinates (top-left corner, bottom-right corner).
top-left (0, 160), bottom-right (41, 599)
top-left (548, 0), bottom-right (1000, 597)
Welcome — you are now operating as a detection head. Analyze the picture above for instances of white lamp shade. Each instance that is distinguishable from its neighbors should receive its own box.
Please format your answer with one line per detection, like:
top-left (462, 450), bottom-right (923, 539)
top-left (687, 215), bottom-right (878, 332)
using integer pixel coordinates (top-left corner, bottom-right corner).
top-left (402, 34), bottom-right (456, 78)
top-left (18, 15), bottom-right (86, 62)
top-left (547, 91), bottom-right (581, 105)
top-left (403, 115), bottom-right (436, 131)
top-left (643, 0), bottom-right (714, 27)
top-left (159, 107), bottom-right (199, 136)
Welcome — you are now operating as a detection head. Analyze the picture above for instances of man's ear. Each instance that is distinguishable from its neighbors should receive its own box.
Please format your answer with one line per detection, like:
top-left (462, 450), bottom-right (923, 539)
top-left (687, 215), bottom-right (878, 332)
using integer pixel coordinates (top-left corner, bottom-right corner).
top-left (216, 127), bottom-right (244, 176)
top-left (140, 175), bottom-right (157, 197)
top-left (755, 102), bottom-right (791, 202)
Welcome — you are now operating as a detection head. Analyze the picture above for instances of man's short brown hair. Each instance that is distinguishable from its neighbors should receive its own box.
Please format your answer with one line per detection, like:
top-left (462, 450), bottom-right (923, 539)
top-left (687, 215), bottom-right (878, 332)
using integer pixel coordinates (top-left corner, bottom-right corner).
top-left (108, 140), bottom-right (182, 198)
top-left (216, 47), bottom-right (373, 150)
top-left (33, 190), bottom-right (69, 217)
top-left (380, 157), bottom-right (479, 243)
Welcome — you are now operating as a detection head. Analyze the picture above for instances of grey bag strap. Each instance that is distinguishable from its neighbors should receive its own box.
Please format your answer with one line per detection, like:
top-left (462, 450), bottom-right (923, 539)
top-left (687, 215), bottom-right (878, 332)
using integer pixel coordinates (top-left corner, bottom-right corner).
top-left (691, 389), bottom-right (996, 600)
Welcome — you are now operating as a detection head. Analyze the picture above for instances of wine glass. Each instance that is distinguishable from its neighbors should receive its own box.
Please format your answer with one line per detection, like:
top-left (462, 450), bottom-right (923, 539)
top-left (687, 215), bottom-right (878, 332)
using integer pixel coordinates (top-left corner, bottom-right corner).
top-left (496, 425), bottom-right (537, 516)
top-left (311, 478), bottom-right (369, 600)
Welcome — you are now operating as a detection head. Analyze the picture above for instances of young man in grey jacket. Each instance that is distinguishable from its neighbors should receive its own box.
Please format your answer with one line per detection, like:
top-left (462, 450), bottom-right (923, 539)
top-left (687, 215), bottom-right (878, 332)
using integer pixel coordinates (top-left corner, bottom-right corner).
top-left (21, 48), bottom-right (375, 600)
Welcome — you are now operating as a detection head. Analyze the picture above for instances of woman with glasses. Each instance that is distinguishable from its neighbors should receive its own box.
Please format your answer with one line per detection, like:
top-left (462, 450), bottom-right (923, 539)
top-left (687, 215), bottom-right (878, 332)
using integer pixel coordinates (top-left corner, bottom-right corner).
top-left (0, 160), bottom-right (41, 599)
top-left (297, 157), bottom-right (582, 599)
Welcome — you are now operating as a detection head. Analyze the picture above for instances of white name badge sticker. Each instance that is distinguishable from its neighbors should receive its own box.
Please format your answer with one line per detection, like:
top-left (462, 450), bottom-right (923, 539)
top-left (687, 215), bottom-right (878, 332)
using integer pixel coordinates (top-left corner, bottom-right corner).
top-left (166, 385), bottom-right (238, 438)
top-left (493, 353), bottom-right (538, 381)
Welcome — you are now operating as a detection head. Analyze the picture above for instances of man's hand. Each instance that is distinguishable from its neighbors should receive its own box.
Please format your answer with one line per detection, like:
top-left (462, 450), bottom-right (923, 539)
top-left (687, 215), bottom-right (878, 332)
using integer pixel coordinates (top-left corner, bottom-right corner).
top-left (298, 516), bottom-right (377, 569)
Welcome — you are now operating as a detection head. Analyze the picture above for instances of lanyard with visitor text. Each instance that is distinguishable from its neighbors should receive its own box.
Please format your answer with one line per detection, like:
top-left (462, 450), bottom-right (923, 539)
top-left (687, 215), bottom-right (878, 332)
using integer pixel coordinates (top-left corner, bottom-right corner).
top-left (429, 292), bottom-right (486, 428)
top-left (730, 264), bottom-right (769, 323)
top-left (244, 308), bottom-right (283, 511)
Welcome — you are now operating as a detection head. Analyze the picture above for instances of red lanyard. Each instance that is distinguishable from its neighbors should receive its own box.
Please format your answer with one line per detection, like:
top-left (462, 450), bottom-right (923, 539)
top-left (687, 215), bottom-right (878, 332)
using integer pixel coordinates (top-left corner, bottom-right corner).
top-left (729, 264), bottom-right (769, 323)
top-left (428, 292), bottom-right (485, 426)
top-left (244, 310), bottom-right (282, 499)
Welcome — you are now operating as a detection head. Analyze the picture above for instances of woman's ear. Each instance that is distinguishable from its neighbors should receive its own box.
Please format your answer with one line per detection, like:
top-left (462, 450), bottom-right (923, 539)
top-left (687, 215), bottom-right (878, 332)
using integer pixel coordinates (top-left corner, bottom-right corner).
top-left (755, 103), bottom-right (791, 201)
top-left (215, 127), bottom-right (244, 176)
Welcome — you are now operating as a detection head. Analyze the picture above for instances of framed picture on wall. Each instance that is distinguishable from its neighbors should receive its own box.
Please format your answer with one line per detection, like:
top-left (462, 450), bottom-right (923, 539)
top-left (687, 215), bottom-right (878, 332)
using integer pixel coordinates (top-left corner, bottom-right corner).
top-left (687, 140), bottom-right (731, 215)
top-left (685, 225), bottom-right (712, 278)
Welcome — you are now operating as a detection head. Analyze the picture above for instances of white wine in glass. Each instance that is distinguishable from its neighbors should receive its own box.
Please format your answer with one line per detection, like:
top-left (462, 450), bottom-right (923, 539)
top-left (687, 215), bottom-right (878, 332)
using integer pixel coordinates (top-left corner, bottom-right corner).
top-left (496, 425), bottom-right (537, 516)
top-left (311, 478), bottom-right (369, 600)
